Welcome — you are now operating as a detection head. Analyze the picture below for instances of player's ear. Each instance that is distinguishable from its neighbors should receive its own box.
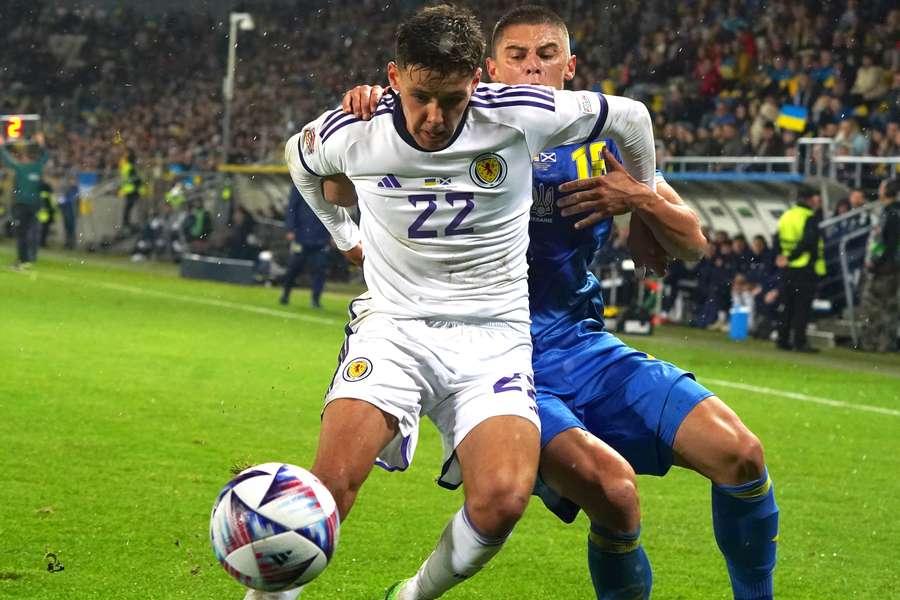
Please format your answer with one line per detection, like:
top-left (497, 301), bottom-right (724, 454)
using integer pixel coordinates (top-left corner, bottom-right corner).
top-left (470, 67), bottom-right (482, 91)
top-left (484, 57), bottom-right (498, 82)
top-left (565, 54), bottom-right (577, 82)
top-left (387, 62), bottom-right (402, 93)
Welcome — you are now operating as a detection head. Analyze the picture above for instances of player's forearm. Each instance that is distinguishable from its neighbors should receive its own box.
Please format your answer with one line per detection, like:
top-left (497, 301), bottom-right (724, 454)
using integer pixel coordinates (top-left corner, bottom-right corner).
top-left (285, 135), bottom-right (360, 252)
top-left (601, 95), bottom-right (656, 190)
top-left (634, 186), bottom-right (705, 262)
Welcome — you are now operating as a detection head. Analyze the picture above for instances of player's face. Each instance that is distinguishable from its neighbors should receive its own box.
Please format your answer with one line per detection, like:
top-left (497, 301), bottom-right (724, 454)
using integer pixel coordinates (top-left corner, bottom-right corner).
top-left (486, 23), bottom-right (576, 90)
top-left (388, 62), bottom-right (481, 150)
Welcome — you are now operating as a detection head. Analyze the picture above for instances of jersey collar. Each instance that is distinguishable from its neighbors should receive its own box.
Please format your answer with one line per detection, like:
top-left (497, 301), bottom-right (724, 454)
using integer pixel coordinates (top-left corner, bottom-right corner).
top-left (390, 89), bottom-right (470, 153)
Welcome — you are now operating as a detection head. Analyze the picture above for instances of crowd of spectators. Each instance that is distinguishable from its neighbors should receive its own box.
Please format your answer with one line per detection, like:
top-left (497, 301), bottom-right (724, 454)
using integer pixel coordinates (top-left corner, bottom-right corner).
top-left (1, 0), bottom-right (896, 181)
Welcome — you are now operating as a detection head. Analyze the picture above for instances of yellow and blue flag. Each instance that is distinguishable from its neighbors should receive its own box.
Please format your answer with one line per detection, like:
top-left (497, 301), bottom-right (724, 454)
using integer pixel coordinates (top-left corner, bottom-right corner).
top-left (776, 104), bottom-right (808, 133)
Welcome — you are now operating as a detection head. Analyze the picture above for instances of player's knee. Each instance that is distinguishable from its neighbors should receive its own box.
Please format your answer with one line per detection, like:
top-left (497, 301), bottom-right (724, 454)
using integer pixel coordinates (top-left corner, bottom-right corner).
top-left (579, 461), bottom-right (641, 532)
top-left (310, 469), bottom-right (361, 518)
top-left (466, 479), bottom-right (531, 537)
top-left (719, 426), bottom-right (766, 485)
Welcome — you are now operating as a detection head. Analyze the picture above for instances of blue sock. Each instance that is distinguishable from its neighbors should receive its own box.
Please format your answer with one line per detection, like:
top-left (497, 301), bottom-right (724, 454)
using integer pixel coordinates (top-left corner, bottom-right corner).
top-left (712, 468), bottom-right (779, 600)
top-left (587, 523), bottom-right (652, 600)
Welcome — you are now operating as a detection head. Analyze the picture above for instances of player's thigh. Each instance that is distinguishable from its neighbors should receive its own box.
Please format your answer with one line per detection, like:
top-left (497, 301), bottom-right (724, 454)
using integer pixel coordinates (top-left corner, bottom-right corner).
top-left (313, 398), bottom-right (398, 483)
top-left (672, 395), bottom-right (766, 485)
top-left (541, 427), bottom-right (638, 521)
top-left (579, 359), bottom-right (710, 476)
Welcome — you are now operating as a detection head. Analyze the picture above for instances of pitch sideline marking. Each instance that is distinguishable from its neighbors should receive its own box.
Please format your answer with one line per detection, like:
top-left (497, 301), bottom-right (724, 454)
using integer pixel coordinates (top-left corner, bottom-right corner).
top-left (11, 269), bottom-right (899, 417)
top-left (11, 269), bottom-right (343, 326)
top-left (702, 378), bottom-right (900, 417)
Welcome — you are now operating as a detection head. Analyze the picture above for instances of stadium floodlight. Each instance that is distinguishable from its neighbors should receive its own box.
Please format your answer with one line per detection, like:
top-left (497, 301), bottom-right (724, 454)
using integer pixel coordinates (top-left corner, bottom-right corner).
top-left (222, 12), bottom-right (255, 164)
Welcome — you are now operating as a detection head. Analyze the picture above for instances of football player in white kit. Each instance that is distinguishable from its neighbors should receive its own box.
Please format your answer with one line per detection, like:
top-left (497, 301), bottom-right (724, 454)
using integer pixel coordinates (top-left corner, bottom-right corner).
top-left (264, 5), bottom-right (656, 600)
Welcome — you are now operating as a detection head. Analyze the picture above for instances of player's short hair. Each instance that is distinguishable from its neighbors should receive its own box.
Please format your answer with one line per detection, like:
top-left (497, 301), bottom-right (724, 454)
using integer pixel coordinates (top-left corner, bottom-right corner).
top-left (491, 5), bottom-right (569, 55)
top-left (395, 4), bottom-right (485, 79)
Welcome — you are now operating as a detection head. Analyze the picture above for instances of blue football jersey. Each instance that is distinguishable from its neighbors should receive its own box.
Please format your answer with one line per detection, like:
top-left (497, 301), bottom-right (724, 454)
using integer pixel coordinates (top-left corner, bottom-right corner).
top-left (528, 138), bottom-right (621, 351)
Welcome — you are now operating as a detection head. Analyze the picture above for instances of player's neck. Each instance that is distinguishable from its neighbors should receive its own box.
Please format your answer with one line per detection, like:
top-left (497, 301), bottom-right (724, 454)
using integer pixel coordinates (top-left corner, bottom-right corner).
top-left (390, 91), bottom-right (470, 153)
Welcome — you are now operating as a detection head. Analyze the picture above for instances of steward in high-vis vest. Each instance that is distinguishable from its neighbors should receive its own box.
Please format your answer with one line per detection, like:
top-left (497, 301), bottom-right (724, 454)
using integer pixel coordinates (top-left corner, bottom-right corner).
top-left (118, 148), bottom-right (141, 233)
top-left (38, 179), bottom-right (55, 247)
top-left (776, 186), bottom-right (825, 352)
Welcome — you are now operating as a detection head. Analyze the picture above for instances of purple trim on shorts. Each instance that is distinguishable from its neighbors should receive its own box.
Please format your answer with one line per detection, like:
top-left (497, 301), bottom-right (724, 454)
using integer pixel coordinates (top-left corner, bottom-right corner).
top-left (374, 435), bottom-right (412, 473)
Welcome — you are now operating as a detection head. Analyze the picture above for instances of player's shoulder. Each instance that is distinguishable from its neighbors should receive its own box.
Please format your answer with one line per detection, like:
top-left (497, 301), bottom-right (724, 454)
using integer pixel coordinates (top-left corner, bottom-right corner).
top-left (468, 83), bottom-right (558, 121)
top-left (309, 97), bottom-right (397, 149)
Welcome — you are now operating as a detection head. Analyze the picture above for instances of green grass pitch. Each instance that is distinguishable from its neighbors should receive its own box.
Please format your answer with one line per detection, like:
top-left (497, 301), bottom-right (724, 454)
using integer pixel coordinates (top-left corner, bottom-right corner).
top-left (2, 245), bottom-right (899, 599)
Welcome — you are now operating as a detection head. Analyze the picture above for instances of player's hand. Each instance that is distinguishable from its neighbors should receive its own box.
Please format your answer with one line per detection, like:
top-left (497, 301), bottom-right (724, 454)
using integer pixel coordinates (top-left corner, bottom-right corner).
top-left (341, 243), bottom-right (364, 267)
top-left (557, 149), bottom-right (656, 230)
top-left (35, 132), bottom-right (46, 146)
top-left (627, 213), bottom-right (669, 277)
top-left (286, 232), bottom-right (295, 241)
top-left (341, 85), bottom-right (385, 120)
top-left (775, 254), bottom-right (788, 268)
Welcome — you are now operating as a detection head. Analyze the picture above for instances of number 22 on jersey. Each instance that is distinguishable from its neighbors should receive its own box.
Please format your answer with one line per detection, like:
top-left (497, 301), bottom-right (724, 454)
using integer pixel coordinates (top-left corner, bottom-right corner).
top-left (408, 192), bottom-right (475, 239)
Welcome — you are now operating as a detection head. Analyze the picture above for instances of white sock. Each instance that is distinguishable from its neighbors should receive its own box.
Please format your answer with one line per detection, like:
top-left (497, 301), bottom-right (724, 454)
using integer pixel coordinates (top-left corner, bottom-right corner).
top-left (401, 506), bottom-right (508, 600)
top-left (243, 586), bottom-right (303, 600)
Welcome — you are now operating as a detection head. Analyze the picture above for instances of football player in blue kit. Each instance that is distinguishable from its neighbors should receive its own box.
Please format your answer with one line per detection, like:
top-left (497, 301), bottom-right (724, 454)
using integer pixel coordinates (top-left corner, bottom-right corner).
top-left (339, 7), bottom-right (779, 599)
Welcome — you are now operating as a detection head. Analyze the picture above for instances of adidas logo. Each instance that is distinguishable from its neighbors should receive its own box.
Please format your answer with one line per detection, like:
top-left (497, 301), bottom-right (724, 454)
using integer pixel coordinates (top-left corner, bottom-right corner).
top-left (377, 174), bottom-right (402, 189)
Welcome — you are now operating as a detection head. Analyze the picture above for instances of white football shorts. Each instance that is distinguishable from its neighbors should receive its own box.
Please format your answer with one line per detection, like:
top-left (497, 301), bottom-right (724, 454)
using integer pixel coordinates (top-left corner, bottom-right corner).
top-left (324, 293), bottom-right (539, 488)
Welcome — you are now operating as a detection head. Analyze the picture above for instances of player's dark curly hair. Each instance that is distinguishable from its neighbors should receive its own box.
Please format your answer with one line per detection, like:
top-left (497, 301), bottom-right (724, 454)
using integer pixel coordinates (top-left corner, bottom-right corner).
top-left (395, 4), bottom-right (485, 78)
top-left (491, 5), bottom-right (568, 55)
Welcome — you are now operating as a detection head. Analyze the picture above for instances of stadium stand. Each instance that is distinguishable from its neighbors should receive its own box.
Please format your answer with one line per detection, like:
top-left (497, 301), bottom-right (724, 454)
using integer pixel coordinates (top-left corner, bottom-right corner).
top-left (1, 0), bottom-right (897, 347)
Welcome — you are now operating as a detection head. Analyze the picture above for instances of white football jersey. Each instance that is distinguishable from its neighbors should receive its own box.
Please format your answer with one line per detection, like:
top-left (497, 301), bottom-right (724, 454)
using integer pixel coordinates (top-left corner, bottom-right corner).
top-left (286, 83), bottom-right (654, 324)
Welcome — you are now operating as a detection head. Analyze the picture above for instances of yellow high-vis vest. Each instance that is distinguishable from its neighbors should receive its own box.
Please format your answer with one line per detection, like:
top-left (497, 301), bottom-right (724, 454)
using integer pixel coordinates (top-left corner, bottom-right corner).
top-left (778, 205), bottom-right (825, 275)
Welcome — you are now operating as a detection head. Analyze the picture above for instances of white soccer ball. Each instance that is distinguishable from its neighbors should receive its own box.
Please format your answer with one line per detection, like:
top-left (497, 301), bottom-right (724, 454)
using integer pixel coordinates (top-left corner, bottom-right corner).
top-left (210, 463), bottom-right (340, 591)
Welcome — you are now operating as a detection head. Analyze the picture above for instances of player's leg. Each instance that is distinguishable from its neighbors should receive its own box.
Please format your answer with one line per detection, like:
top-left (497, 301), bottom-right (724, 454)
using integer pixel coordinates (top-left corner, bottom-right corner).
top-left (399, 415), bottom-right (540, 599)
top-left (243, 400), bottom-right (396, 600)
top-left (672, 395), bottom-right (778, 600)
top-left (311, 398), bottom-right (399, 520)
top-left (541, 427), bottom-right (651, 600)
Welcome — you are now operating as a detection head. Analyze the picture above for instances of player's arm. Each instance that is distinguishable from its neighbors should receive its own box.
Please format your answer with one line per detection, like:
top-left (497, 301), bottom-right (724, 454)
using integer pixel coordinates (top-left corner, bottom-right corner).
top-left (285, 125), bottom-right (363, 265)
top-left (0, 145), bottom-right (18, 168)
top-left (564, 159), bottom-right (704, 262)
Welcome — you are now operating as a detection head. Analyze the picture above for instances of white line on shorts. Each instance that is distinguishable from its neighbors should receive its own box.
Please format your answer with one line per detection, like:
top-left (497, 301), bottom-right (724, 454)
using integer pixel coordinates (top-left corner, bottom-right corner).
top-left (702, 378), bottom-right (900, 417)
top-left (12, 270), bottom-right (343, 327)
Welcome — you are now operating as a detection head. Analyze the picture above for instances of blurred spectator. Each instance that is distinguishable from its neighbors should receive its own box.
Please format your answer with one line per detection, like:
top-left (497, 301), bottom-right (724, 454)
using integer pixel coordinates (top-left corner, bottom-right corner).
top-left (858, 178), bottom-right (900, 351)
top-left (850, 54), bottom-right (889, 104)
top-left (58, 174), bottom-right (79, 249)
top-left (182, 199), bottom-right (212, 252)
top-left (280, 186), bottom-right (331, 308)
top-left (223, 205), bottom-right (258, 261)
top-left (753, 122), bottom-right (785, 156)
top-left (834, 118), bottom-right (869, 156)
